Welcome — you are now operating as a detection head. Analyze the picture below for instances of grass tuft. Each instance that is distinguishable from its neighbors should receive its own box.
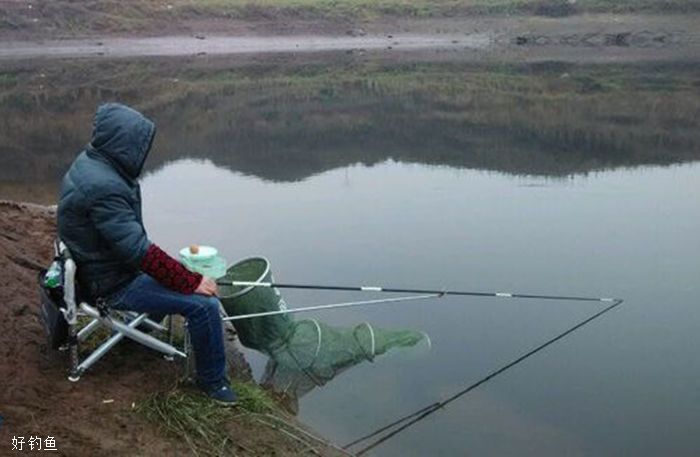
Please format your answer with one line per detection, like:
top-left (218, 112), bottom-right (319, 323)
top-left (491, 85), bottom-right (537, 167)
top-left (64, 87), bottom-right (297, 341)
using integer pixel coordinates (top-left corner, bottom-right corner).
top-left (136, 389), bottom-right (234, 456)
top-left (136, 381), bottom-right (279, 456)
top-left (232, 380), bottom-right (278, 413)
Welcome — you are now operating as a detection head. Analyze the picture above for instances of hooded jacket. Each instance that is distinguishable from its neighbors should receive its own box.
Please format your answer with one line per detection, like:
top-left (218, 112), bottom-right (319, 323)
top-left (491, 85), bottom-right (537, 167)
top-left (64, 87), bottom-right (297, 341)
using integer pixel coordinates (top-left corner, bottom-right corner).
top-left (58, 103), bottom-right (156, 299)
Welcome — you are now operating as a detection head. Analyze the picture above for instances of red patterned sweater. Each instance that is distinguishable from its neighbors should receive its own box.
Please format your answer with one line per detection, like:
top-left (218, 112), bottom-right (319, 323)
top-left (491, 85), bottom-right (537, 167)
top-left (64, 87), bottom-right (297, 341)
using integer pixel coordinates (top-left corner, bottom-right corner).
top-left (140, 244), bottom-right (202, 294)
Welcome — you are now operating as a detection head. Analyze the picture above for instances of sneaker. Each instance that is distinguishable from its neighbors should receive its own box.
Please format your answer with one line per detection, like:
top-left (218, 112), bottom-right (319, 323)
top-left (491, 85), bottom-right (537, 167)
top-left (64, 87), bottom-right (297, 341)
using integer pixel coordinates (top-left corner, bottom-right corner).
top-left (204, 383), bottom-right (238, 406)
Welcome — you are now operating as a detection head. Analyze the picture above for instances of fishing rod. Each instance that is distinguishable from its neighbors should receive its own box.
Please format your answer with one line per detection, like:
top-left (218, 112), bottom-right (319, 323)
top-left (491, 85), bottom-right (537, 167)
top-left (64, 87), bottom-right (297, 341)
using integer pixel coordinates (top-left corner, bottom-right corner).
top-left (221, 294), bottom-right (441, 321)
top-left (216, 280), bottom-right (620, 304)
top-left (345, 298), bottom-right (625, 455)
top-left (218, 277), bottom-right (623, 453)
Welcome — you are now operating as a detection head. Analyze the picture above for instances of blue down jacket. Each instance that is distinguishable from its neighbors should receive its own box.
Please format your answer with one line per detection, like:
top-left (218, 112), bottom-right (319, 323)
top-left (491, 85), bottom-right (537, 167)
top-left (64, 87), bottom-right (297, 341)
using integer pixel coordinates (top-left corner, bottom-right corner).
top-left (57, 103), bottom-right (155, 299)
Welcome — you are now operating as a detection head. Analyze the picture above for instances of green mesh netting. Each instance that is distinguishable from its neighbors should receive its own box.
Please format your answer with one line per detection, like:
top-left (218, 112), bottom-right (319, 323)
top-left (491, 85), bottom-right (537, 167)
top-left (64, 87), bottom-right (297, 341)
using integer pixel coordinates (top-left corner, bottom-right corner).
top-left (260, 320), bottom-right (427, 413)
top-left (269, 319), bottom-right (425, 381)
top-left (219, 258), bottom-right (428, 406)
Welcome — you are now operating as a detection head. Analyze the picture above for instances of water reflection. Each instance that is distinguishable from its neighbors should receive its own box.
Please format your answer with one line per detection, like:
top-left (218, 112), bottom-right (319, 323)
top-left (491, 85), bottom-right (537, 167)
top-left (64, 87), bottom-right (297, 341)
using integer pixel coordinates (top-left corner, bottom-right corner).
top-left (1, 57), bottom-right (699, 203)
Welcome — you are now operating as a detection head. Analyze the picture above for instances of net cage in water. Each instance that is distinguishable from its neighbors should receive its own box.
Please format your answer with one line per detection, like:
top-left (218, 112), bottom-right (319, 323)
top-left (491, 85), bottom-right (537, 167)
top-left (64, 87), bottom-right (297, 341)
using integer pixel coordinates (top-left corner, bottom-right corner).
top-left (269, 319), bottom-right (426, 386)
top-left (219, 258), bottom-right (428, 385)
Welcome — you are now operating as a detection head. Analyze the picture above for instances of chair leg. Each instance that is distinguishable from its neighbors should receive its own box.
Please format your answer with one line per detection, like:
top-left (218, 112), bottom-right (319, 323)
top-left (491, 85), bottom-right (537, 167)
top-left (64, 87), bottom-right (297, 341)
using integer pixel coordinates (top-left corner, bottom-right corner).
top-left (79, 303), bottom-right (186, 358)
top-left (122, 311), bottom-right (168, 332)
top-left (182, 323), bottom-right (195, 382)
top-left (74, 313), bottom-right (150, 376)
top-left (77, 318), bottom-right (102, 342)
top-left (68, 322), bottom-right (81, 382)
top-left (164, 315), bottom-right (175, 362)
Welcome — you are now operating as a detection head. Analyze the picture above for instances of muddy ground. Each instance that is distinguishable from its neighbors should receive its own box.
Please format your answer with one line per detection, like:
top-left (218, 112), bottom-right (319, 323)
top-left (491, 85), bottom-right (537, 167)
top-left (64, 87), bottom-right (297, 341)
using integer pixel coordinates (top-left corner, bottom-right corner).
top-left (0, 201), bottom-right (345, 456)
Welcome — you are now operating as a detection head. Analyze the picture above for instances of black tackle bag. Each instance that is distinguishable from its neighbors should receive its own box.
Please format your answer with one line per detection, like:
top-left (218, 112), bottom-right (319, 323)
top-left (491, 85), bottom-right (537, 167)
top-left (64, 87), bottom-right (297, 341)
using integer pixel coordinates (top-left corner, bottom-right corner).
top-left (38, 266), bottom-right (69, 350)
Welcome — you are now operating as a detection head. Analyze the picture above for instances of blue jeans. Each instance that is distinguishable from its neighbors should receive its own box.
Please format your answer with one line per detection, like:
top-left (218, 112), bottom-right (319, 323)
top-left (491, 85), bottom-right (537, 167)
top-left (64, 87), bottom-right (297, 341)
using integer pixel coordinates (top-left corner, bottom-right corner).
top-left (110, 274), bottom-right (227, 389)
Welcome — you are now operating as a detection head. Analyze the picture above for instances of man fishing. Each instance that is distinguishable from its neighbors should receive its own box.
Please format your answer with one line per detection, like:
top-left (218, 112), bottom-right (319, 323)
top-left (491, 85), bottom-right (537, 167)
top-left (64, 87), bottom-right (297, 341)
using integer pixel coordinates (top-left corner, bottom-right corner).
top-left (57, 102), bottom-right (237, 405)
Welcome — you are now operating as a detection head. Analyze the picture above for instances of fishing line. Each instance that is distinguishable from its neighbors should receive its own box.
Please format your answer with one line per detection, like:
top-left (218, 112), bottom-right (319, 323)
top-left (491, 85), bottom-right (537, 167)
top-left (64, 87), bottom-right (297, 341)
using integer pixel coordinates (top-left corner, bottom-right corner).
top-left (342, 402), bottom-right (442, 449)
top-left (221, 294), bottom-right (441, 321)
top-left (345, 298), bottom-right (625, 455)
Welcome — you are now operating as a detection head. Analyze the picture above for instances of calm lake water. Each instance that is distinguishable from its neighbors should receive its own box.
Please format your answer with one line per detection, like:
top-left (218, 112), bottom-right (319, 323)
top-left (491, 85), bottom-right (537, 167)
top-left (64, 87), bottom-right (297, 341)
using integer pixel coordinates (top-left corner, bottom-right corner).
top-left (2, 55), bottom-right (699, 456)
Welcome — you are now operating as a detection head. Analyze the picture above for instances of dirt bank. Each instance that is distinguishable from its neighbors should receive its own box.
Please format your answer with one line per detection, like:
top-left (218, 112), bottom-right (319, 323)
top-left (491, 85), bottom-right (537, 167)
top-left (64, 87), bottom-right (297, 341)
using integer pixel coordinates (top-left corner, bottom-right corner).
top-left (0, 201), bottom-right (345, 456)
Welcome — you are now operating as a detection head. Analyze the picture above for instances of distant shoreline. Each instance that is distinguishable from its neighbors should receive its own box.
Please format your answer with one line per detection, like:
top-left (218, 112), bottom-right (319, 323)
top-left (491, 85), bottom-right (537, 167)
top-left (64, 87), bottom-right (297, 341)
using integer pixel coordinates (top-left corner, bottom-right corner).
top-left (0, 14), bottom-right (698, 61)
top-left (0, 33), bottom-right (489, 60)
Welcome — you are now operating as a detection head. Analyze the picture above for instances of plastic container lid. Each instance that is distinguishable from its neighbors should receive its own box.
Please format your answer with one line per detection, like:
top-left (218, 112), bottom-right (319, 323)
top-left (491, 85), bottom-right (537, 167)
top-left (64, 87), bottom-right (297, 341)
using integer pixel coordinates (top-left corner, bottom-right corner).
top-left (179, 245), bottom-right (218, 262)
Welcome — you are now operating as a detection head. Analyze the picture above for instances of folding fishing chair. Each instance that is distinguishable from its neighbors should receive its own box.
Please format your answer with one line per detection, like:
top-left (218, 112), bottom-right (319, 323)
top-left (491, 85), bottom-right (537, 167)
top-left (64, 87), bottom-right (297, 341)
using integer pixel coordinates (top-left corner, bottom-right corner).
top-left (53, 240), bottom-right (191, 382)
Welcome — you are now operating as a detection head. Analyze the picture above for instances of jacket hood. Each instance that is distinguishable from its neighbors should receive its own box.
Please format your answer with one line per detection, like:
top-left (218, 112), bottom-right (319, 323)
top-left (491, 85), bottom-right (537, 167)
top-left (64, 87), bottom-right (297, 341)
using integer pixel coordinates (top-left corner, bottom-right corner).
top-left (89, 103), bottom-right (156, 179)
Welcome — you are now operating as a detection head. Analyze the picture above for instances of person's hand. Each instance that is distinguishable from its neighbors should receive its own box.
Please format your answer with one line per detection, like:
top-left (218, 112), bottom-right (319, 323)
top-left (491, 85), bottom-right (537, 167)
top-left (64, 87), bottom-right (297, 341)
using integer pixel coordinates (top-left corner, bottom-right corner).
top-left (195, 277), bottom-right (219, 296)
